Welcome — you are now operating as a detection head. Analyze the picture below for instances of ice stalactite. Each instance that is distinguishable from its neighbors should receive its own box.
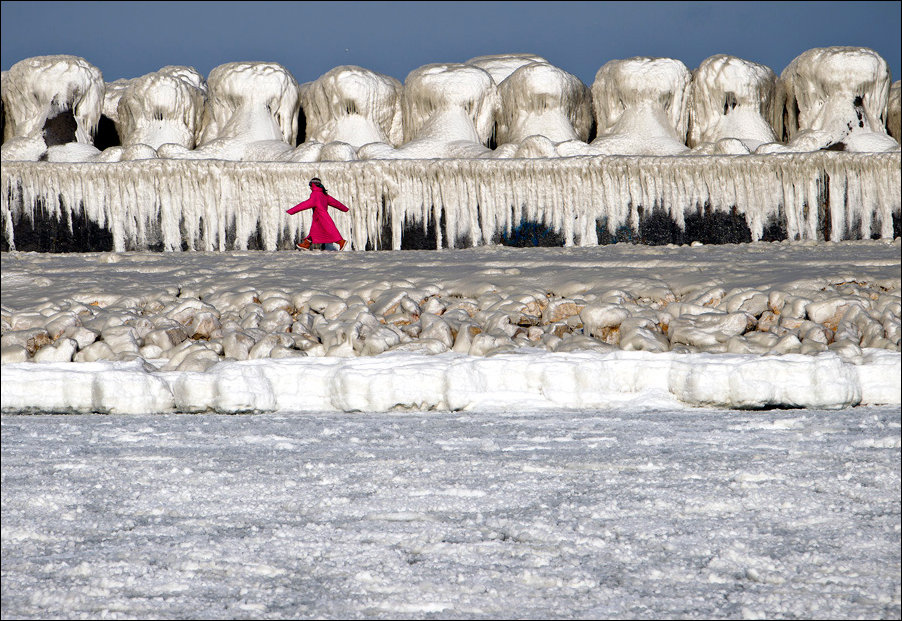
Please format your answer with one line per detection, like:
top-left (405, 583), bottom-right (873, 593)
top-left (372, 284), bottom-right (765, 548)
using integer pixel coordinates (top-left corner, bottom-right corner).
top-left (2, 152), bottom-right (899, 253)
top-left (493, 62), bottom-right (593, 158)
top-left (299, 65), bottom-right (403, 159)
top-left (112, 66), bottom-right (206, 151)
top-left (0, 55), bottom-right (104, 161)
top-left (589, 57), bottom-right (691, 156)
top-left (687, 55), bottom-right (778, 153)
top-left (776, 47), bottom-right (898, 153)
top-left (887, 80), bottom-right (901, 143)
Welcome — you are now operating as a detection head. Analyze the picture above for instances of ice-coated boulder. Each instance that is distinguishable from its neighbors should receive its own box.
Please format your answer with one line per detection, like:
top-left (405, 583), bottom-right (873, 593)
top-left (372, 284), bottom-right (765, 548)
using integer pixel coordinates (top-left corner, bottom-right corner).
top-left (776, 46), bottom-right (898, 153)
top-left (589, 57), bottom-right (691, 155)
top-left (494, 62), bottom-right (593, 152)
top-left (116, 66), bottom-right (206, 150)
top-left (1, 55), bottom-right (104, 160)
top-left (687, 54), bottom-right (778, 152)
top-left (299, 65), bottom-right (402, 151)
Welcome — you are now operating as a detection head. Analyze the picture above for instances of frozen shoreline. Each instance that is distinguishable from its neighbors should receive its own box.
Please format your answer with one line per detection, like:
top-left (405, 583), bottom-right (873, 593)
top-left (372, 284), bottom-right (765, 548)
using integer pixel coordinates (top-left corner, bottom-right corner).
top-left (2, 241), bottom-right (900, 413)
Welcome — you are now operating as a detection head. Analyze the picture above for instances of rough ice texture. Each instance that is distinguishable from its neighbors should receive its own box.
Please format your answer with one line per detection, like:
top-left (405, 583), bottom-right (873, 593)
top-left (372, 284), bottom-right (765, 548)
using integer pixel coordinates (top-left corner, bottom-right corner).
top-left (466, 53), bottom-right (549, 85)
top-left (777, 47), bottom-right (898, 153)
top-left (299, 65), bottom-right (403, 151)
top-left (179, 62), bottom-right (301, 162)
top-left (3, 152), bottom-right (898, 252)
top-left (687, 55), bottom-right (778, 151)
top-left (494, 62), bottom-right (593, 148)
top-left (590, 57), bottom-right (691, 156)
top-left (116, 66), bottom-right (206, 150)
top-left (888, 80), bottom-right (901, 142)
top-left (1, 55), bottom-right (104, 160)
top-left (1, 241), bottom-right (899, 412)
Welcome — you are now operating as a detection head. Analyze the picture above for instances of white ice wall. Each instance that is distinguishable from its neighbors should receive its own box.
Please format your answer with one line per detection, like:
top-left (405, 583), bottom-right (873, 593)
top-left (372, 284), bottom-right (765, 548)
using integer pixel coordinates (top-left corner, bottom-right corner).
top-left (3, 152), bottom-right (899, 252)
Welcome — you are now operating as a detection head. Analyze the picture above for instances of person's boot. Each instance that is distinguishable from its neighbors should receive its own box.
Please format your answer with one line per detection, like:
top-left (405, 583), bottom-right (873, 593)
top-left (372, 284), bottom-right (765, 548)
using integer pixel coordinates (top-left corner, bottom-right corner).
top-left (297, 239), bottom-right (312, 250)
top-left (338, 239), bottom-right (347, 250)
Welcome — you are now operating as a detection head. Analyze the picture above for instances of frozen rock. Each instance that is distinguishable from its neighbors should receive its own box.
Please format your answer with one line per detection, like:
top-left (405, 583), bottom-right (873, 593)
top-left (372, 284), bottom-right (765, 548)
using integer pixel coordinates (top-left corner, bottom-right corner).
top-left (33, 338), bottom-right (77, 363)
top-left (73, 340), bottom-right (116, 362)
top-left (1, 345), bottom-right (29, 363)
top-left (1, 329), bottom-right (51, 356)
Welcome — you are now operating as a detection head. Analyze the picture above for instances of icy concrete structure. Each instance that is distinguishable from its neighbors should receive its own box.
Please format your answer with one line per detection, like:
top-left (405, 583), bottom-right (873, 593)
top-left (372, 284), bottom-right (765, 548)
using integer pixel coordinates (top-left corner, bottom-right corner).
top-left (776, 47), bottom-right (898, 153)
top-left (298, 65), bottom-right (403, 158)
top-left (590, 57), bottom-right (691, 156)
top-left (115, 66), bottom-right (206, 150)
top-left (1, 55), bottom-right (104, 161)
top-left (687, 55), bottom-right (778, 153)
top-left (494, 62), bottom-right (593, 155)
top-left (888, 80), bottom-right (901, 142)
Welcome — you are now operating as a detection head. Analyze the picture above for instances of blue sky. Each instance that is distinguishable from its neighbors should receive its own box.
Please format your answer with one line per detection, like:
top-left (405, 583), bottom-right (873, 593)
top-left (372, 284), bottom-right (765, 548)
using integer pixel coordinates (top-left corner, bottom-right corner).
top-left (2, 1), bottom-right (900, 85)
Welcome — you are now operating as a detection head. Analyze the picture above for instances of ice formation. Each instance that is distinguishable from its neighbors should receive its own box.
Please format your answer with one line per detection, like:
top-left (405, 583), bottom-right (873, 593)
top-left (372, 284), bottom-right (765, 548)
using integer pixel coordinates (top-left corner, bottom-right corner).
top-left (1, 242), bottom-right (899, 412)
top-left (494, 62), bottom-right (593, 156)
top-left (687, 55), bottom-right (778, 153)
top-left (589, 57), bottom-right (691, 156)
top-left (888, 79), bottom-right (901, 142)
top-left (172, 62), bottom-right (301, 161)
top-left (2, 150), bottom-right (900, 252)
top-left (115, 66), bottom-right (206, 150)
top-left (465, 53), bottom-right (549, 85)
top-left (299, 65), bottom-right (402, 153)
top-left (387, 63), bottom-right (498, 159)
top-left (0, 48), bottom-right (900, 251)
top-left (0, 55), bottom-right (103, 160)
top-left (776, 47), bottom-right (898, 153)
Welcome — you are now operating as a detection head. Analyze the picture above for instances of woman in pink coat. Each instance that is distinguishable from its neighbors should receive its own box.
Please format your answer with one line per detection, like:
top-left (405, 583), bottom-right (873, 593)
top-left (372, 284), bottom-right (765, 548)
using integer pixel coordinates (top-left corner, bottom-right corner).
top-left (286, 178), bottom-right (349, 250)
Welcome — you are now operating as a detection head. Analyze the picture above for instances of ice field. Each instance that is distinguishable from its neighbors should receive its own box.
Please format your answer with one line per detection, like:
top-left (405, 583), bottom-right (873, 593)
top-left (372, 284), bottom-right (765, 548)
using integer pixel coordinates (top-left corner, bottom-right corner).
top-left (2, 405), bottom-right (900, 619)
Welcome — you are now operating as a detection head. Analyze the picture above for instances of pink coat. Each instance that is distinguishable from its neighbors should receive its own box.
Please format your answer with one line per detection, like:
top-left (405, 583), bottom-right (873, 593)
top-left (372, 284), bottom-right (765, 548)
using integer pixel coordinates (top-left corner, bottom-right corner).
top-left (286, 186), bottom-right (349, 243)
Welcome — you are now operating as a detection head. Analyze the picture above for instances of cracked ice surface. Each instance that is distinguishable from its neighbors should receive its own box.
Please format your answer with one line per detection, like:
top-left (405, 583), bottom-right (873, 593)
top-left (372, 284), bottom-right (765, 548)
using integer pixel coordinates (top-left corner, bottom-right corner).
top-left (1, 406), bottom-right (899, 619)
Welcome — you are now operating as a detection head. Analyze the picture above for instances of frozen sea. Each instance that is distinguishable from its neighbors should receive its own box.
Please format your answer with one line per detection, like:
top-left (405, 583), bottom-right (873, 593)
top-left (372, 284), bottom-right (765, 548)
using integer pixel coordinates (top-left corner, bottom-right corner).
top-left (2, 405), bottom-right (900, 620)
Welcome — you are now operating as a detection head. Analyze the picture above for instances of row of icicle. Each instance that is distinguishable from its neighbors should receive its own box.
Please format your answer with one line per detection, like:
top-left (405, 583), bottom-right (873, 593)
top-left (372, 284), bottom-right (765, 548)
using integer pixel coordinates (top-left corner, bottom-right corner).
top-left (2, 151), bottom-right (900, 252)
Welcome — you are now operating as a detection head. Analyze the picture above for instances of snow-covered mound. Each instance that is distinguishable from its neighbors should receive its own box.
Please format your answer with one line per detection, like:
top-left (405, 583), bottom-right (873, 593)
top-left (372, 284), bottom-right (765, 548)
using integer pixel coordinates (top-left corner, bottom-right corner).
top-left (166, 61), bottom-right (300, 162)
top-left (494, 62), bottom-right (593, 157)
top-left (589, 57), bottom-right (691, 156)
top-left (115, 66), bottom-right (206, 151)
top-left (1, 55), bottom-right (104, 161)
top-left (299, 65), bottom-right (403, 158)
top-left (379, 63), bottom-right (498, 159)
top-left (776, 47), bottom-right (898, 153)
top-left (688, 54), bottom-right (778, 153)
